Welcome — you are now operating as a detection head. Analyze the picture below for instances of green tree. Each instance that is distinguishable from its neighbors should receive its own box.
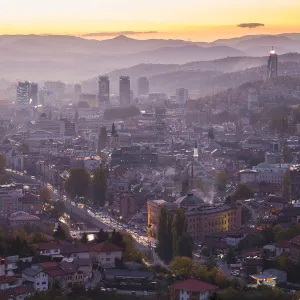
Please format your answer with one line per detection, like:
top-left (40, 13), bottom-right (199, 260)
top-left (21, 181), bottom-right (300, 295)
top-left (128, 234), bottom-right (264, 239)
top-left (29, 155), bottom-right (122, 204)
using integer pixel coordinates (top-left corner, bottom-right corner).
top-left (19, 142), bottom-right (29, 154)
top-left (31, 232), bottom-right (47, 244)
top-left (172, 208), bottom-right (187, 253)
top-left (175, 235), bottom-right (193, 258)
top-left (110, 229), bottom-right (124, 248)
top-left (51, 201), bottom-right (65, 220)
top-left (205, 254), bottom-right (217, 270)
top-left (40, 187), bottom-right (52, 209)
top-left (281, 140), bottom-right (293, 163)
top-left (282, 171), bottom-right (291, 202)
top-left (92, 164), bottom-right (107, 207)
top-left (215, 170), bottom-right (228, 191)
top-left (225, 247), bottom-right (236, 265)
top-left (156, 206), bottom-right (173, 263)
top-left (81, 232), bottom-right (88, 244)
top-left (64, 168), bottom-right (90, 199)
top-left (53, 225), bottom-right (69, 240)
top-left (170, 256), bottom-right (195, 278)
top-left (232, 183), bottom-right (254, 201)
top-left (96, 229), bottom-right (109, 243)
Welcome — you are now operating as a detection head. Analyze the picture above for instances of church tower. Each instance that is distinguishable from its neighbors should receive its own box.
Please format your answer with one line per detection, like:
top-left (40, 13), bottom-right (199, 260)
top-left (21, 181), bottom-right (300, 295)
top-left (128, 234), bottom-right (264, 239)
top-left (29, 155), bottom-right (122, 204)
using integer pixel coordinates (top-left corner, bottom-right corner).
top-left (110, 122), bottom-right (120, 149)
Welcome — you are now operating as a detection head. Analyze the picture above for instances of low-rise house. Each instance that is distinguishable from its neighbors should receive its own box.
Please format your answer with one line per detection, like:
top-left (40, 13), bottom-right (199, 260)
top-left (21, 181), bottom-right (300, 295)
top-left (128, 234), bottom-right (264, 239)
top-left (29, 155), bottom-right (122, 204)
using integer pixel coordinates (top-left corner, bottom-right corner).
top-left (0, 285), bottom-right (34, 300)
top-left (90, 241), bottom-right (122, 268)
top-left (169, 279), bottom-right (217, 300)
top-left (22, 266), bottom-right (48, 292)
top-left (35, 242), bottom-right (61, 257)
top-left (62, 258), bottom-right (92, 281)
top-left (60, 243), bottom-right (90, 259)
top-left (0, 276), bottom-right (20, 290)
top-left (0, 258), bottom-right (17, 276)
top-left (263, 269), bottom-right (287, 284)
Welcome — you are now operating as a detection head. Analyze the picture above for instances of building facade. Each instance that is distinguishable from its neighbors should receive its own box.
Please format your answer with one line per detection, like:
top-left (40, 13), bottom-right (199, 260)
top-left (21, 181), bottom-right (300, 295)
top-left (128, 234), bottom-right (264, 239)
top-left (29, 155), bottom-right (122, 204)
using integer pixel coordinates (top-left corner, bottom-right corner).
top-left (119, 76), bottom-right (130, 106)
top-left (98, 76), bottom-right (110, 104)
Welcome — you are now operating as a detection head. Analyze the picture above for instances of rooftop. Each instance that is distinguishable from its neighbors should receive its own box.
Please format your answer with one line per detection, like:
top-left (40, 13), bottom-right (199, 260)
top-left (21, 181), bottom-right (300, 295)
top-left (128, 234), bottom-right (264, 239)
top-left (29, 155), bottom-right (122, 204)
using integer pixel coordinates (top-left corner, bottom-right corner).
top-left (170, 279), bottom-right (217, 293)
top-left (91, 241), bottom-right (122, 253)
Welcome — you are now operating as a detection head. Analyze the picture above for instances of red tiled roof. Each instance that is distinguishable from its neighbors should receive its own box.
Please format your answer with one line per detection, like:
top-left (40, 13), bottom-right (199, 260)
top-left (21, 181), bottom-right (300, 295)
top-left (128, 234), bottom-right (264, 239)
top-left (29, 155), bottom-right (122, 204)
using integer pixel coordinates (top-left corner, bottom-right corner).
top-left (0, 285), bottom-right (34, 299)
top-left (170, 279), bottom-right (217, 293)
top-left (36, 242), bottom-right (61, 250)
top-left (38, 262), bottom-right (59, 269)
top-left (290, 235), bottom-right (300, 246)
top-left (276, 240), bottom-right (291, 249)
top-left (91, 242), bottom-right (122, 253)
top-left (44, 267), bottom-right (66, 277)
top-left (0, 276), bottom-right (17, 284)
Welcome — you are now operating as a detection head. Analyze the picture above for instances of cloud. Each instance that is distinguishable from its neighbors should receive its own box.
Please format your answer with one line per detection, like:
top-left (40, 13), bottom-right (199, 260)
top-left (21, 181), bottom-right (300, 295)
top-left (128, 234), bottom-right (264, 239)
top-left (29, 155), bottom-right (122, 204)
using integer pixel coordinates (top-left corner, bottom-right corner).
top-left (81, 31), bottom-right (158, 37)
top-left (237, 23), bottom-right (265, 29)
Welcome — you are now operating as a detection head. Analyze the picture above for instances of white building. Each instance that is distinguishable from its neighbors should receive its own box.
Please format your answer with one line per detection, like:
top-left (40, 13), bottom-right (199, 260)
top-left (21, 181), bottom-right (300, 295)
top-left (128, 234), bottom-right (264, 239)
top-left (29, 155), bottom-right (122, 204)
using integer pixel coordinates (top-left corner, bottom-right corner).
top-left (225, 233), bottom-right (244, 248)
top-left (90, 242), bottom-right (122, 268)
top-left (176, 88), bottom-right (188, 104)
top-left (22, 266), bottom-right (48, 292)
top-left (0, 258), bottom-right (17, 277)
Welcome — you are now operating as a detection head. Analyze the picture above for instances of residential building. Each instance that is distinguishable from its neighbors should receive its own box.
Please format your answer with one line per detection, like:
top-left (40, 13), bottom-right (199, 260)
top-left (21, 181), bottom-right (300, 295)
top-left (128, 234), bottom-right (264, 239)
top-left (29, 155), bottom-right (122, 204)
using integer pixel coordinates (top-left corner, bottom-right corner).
top-left (90, 241), bottom-right (122, 268)
top-left (225, 233), bottom-right (244, 248)
top-left (22, 266), bottom-right (48, 292)
top-left (0, 184), bottom-right (23, 217)
top-left (44, 81), bottom-right (65, 99)
top-left (103, 269), bottom-right (154, 283)
top-left (0, 276), bottom-right (20, 290)
top-left (169, 279), bottom-right (217, 300)
top-left (0, 258), bottom-right (17, 277)
top-left (0, 285), bottom-right (34, 300)
top-left (18, 193), bottom-right (43, 215)
top-left (98, 76), bottom-right (110, 104)
top-left (176, 88), bottom-right (188, 104)
top-left (110, 146), bottom-right (158, 167)
top-left (35, 242), bottom-right (61, 257)
top-left (119, 76), bottom-right (130, 106)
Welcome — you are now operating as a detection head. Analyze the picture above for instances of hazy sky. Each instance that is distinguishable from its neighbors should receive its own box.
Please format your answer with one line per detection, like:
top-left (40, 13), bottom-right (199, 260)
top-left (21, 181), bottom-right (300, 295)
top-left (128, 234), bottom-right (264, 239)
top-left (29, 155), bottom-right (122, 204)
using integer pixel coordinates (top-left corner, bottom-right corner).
top-left (1, 0), bottom-right (300, 41)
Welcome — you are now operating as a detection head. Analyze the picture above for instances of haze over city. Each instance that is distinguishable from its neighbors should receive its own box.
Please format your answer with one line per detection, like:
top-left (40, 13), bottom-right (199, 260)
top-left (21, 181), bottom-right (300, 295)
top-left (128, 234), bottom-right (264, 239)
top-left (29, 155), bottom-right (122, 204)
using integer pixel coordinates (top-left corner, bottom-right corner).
top-left (2, 1), bottom-right (300, 300)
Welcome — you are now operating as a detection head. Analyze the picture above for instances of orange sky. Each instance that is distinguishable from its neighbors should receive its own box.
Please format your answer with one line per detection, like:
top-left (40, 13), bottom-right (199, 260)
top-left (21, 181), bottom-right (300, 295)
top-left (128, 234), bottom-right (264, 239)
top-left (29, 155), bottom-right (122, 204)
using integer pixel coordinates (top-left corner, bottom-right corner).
top-left (1, 0), bottom-right (300, 41)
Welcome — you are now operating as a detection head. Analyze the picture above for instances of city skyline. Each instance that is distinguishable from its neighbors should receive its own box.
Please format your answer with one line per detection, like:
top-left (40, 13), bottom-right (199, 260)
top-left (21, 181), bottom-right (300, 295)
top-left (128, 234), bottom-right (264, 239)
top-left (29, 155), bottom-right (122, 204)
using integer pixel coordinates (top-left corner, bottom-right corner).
top-left (1, 0), bottom-right (300, 41)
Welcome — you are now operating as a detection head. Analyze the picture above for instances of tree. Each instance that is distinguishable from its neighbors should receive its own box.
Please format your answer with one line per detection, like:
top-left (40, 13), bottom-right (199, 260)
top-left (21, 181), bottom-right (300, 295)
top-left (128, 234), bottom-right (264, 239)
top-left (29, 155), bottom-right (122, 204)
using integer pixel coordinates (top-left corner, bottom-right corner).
top-left (282, 141), bottom-right (293, 163)
top-left (175, 235), bottom-right (193, 258)
top-left (64, 168), bottom-right (90, 199)
top-left (0, 153), bottom-right (6, 174)
top-left (53, 225), bottom-right (68, 240)
top-left (40, 187), bottom-right (52, 209)
top-left (172, 208), bottom-right (187, 254)
top-left (92, 164), bottom-right (107, 207)
top-left (225, 247), bottom-right (236, 265)
top-left (51, 201), bottom-right (65, 220)
top-left (110, 229), bottom-right (124, 248)
top-left (205, 255), bottom-right (217, 270)
top-left (96, 229), bottom-right (109, 243)
top-left (156, 206), bottom-right (173, 263)
top-left (19, 142), bottom-right (29, 154)
top-left (181, 179), bottom-right (189, 195)
top-left (31, 232), bottom-right (47, 244)
top-left (81, 232), bottom-right (88, 244)
top-left (282, 171), bottom-right (291, 202)
top-left (170, 256), bottom-right (195, 278)
top-left (232, 183), bottom-right (254, 201)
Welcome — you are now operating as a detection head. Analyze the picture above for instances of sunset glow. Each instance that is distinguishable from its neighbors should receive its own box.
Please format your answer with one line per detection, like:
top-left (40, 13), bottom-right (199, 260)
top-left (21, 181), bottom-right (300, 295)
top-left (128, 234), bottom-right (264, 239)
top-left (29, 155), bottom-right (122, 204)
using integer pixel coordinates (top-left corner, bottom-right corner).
top-left (1, 0), bottom-right (300, 41)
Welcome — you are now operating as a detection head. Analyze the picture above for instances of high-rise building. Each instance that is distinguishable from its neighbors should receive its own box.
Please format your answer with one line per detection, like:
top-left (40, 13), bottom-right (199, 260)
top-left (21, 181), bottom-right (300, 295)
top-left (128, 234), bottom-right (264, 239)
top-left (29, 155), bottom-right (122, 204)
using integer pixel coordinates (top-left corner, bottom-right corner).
top-left (30, 83), bottom-right (38, 106)
top-left (137, 77), bottom-right (149, 96)
top-left (119, 76), bottom-right (131, 106)
top-left (267, 47), bottom-right (278, 78)
top-left (176, 88), bottom-right (188, 103)
top-left (98, 76), bottom-right (110, 104)
top-left (16, 81), bottom-right (38, 105)
top-left (74, 84), bottom-right (82, 103)
top-left (44, 81), bottom-right (66, 99)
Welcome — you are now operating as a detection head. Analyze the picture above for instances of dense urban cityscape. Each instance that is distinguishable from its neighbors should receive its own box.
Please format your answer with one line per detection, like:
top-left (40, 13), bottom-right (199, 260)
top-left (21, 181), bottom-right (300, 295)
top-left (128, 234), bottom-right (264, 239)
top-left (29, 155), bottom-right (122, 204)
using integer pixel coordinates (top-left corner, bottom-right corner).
top-left (2, 13), bottom-right (300, 300)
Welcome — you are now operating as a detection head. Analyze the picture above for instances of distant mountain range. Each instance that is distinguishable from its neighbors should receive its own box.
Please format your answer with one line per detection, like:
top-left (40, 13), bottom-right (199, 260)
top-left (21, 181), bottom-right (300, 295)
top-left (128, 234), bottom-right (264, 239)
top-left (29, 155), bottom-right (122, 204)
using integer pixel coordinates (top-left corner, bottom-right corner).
top-left (1, 33), bottom-right (300, 82)
top-left (82, 53), bottom-right (300, 95)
